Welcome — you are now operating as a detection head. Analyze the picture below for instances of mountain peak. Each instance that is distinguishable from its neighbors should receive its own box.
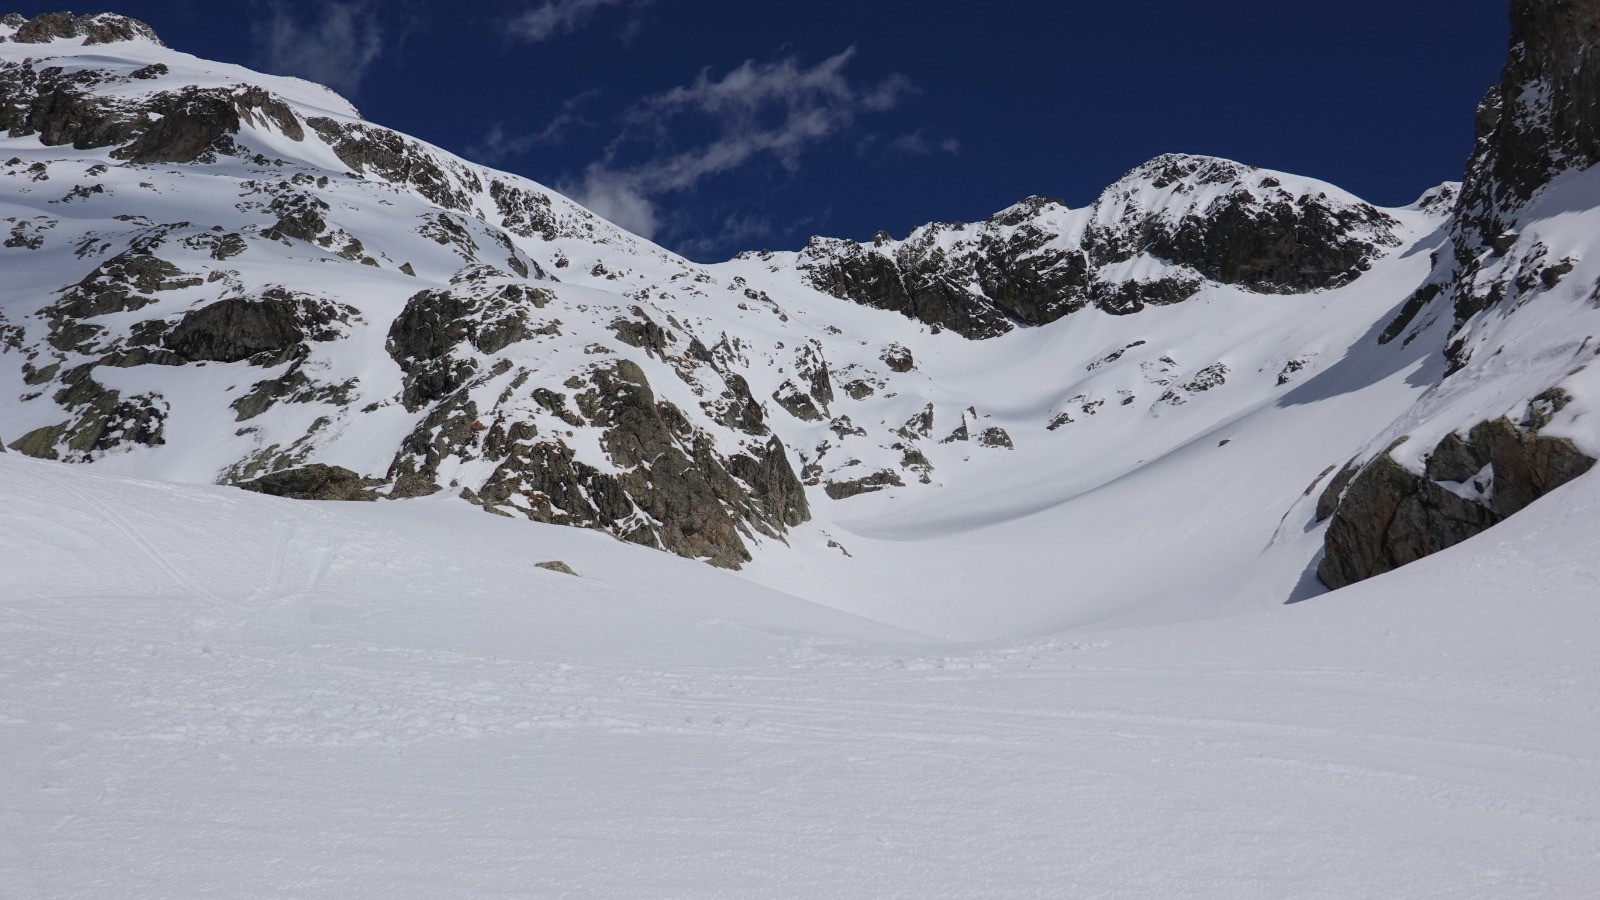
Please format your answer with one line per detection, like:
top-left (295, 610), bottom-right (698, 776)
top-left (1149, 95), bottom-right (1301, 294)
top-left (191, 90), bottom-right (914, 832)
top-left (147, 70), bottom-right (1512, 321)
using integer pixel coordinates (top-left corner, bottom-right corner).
top-left (0, 11), bottom-right (163, 47)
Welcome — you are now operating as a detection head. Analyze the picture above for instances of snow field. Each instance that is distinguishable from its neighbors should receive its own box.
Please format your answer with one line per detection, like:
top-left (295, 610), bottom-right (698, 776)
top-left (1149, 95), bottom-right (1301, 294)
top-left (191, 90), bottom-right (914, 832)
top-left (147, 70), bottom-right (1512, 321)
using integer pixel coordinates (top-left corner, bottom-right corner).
top-left (4, 452), bottom-right (1599, 897)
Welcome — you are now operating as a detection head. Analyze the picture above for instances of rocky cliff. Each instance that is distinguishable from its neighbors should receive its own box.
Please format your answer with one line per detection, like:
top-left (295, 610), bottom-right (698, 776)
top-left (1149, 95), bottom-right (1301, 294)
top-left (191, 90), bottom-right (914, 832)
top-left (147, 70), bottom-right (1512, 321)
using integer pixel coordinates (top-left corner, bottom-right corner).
top-left (786, 155), bottom-right (1401, 339)
top-left (1315, 0), bottom-right (1600, 588)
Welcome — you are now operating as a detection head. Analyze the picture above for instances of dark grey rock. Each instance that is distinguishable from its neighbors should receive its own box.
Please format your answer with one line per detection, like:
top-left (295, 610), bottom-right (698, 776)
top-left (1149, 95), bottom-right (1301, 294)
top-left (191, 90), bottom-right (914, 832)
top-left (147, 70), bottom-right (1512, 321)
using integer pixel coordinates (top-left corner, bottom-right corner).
top-left (308, 118), bottom-right (477, 212)
top-left (236, 464), bottom-right (378, 501)
top-left (1318, 453), bottom-right (1503, 590)
top-left (771, 380), bottom-right (825, 421)
top-left (1449, 0), bottom-right (1600, 323)
top-left (880, 344), bottom-right (914, 372)
top-left (165, 291), bottom-right (343, 364)
top-left (5, 12), bottom-right (163, 46)
top-left (795, 159), bottom-right (1397, 339)
top-left (1314, 458), bottom-right (1361, 523)
top-left (975, 426), bottom-right (1014, 449)
top-left (1318, 398), bottom-right (1596, 589)
top-left (386, 284), bottom-right (550, 410)
top-left (824, 469), bottom-right (904, 500)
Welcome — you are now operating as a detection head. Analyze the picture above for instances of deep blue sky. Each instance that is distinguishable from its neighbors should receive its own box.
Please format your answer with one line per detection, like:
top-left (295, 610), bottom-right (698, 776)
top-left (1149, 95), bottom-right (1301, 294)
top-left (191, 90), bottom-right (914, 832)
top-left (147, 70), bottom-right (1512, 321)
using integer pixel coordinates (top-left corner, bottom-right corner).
top-left (25, 1), bottom-right (1510, 259)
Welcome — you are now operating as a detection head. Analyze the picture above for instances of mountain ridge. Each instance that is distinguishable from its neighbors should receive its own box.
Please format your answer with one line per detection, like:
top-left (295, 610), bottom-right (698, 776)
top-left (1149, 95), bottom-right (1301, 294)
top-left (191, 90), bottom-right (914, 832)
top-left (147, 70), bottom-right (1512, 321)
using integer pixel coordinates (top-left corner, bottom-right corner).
top-left (1, 4), bottom-right (1596, 603)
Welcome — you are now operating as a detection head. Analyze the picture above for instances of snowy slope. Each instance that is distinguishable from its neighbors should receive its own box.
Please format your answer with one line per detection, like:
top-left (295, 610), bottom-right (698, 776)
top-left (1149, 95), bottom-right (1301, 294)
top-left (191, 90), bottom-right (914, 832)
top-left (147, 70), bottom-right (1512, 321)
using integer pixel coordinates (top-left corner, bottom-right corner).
top-left (0, 10), bottom-right (1597, 621)
top-left (0, 15), bottom-right (1469, 607)
top-left (4, 447), bottom-right (1599, 898)
top-left (5, 4), bottom-right (1600, 894)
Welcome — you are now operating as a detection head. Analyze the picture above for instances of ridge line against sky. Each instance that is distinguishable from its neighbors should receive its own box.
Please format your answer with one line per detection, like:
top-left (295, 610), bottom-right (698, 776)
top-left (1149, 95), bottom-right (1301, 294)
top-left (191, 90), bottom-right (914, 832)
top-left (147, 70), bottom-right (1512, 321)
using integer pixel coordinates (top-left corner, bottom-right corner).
top-left (22, 0), bottom-right (1510, 260)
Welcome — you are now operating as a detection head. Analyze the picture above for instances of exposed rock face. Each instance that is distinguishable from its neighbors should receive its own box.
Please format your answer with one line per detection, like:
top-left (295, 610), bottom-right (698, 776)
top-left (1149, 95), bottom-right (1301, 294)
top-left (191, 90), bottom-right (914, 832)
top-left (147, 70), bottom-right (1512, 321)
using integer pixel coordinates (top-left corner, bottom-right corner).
top-left (796, 198), bottom-right (1090, 339)
top-left (51, 249), bottom-right (202, 323)
top-left (456, 360), bottom-right (809, 569)
top-left (1451, 0), bottom-right (1600, 323)
top-left (308, 118), bottom-right (476, 213)
top-left (1311, 0), bottom-right (1600, 590)
top-left (236, 464), bottom-right (378, 501)
top-left (1318, 396), bottom-right (1595, 589)
top-left (825, 469), bottom-right (904, 500)
top-left (1318, 453), bottom-right (1503, 590)
top-left (9, 361), bottom-right (169, 461)
top-left (0, 51), bottom-right (304, 166)
top-left (880, 344), bottom-right (914, 372)
top-left (0, 13), bottom-right (296, 171)
top-left (2, 12), bottom-right (163, 46)
top-left (123, 87), bottom-right (303, 164)
top-left (379, 279), bottom-right (810, 569)
top-left (165, 292), bottom-right (347, 364)
top-left (1087, 155), bottom-right (1398, 295)
top-left (794, 157), bottom-right (1399, 339)
top-left (386, 283), bottom-right (551, 410)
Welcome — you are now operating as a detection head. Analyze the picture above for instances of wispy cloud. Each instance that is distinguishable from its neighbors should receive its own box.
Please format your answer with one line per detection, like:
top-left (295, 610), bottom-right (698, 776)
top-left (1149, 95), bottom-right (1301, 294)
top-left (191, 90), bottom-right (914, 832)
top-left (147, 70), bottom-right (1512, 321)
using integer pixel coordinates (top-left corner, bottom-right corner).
top-left (465, 90), bottom-right (599, 166)
top-left (253, 1), bottom-right (384, 95)
top-left (512, 0), bottom-right (657, 43)
top-left (568, 48), bottom-right (913, 239)
top-left (672, 211), bottom-right (777, 259)
top-left (886, 131), bottom-right (962, 157)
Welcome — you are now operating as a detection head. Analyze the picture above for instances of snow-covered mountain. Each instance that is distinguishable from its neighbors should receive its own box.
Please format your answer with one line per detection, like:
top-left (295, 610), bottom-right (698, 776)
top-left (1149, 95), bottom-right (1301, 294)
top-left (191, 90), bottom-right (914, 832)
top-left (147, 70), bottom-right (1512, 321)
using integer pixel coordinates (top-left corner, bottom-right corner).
top-left (1, 2), bottom-right (1597, 617)
top-left (7, 4), bottom-right (1600, 896)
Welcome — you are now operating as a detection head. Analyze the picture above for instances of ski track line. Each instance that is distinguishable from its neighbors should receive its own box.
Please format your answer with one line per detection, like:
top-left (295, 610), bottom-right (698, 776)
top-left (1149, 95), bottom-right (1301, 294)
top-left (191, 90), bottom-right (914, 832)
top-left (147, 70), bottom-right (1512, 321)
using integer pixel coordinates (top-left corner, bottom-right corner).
top-left (611, 684), bottom-right (1600, 772)
top-left (34, 468), bottom-right (237, 609)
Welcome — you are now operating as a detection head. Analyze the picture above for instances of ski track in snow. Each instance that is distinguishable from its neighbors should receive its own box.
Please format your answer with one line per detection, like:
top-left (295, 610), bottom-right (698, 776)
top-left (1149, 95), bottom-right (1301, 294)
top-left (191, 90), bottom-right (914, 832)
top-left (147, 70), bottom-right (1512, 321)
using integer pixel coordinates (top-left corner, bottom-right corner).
top-left (3, 455), bottom-right (1599, 898)
top-left (2, 19), bottom-right (1600, 899)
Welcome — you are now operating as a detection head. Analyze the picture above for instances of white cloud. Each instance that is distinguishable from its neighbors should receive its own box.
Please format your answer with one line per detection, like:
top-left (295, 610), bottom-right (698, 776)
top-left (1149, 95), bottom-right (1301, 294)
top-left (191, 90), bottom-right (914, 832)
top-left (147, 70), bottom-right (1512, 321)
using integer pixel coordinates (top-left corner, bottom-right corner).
top-left (465, 90), bottom-right (599, 166)
top-left (512, 0), bottom-right (655, 43)
top-left (572, 169), bottom-right (660, 237)
top-left (255, 1), bottom-right (384, 95)
top-left (672, 211), bottom-right (777, 259)
top-left (568, 48), bottom-right (912, 239)
top-left (885, 131), bottom-right (962, 157)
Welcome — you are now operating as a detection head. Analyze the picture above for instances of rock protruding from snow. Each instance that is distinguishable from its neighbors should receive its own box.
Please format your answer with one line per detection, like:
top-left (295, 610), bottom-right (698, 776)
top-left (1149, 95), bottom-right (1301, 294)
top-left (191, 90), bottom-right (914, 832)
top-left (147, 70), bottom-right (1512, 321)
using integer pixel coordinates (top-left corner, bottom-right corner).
top-left (1317, 392), bottom-right (1596, 590)
top-left (0, 57), bottom-right (306, 166)
top-left (792, 155), bottom-right (1400, 338)
top-left (1086, 154), bottom-right (1401, 295)
top-left (237, 464), bottom-right (379, 501)
top-left (0, 12), bottom-right (164, 46)
top-left (1449, 0), bottom-right (1600, 323)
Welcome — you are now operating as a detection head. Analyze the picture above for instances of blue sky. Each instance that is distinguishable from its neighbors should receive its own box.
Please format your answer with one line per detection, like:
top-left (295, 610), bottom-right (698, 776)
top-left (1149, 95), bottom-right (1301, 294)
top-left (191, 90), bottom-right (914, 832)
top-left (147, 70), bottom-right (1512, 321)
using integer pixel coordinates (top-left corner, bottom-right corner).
top-left (33, 1), bottom-right (1508, 259)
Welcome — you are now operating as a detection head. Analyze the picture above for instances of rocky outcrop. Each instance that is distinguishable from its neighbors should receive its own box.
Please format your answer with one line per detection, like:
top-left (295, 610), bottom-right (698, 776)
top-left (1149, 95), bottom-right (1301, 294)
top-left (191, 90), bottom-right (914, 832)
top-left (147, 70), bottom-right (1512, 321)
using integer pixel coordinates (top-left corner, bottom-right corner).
top-left (379, 280), bottom-right (809, 568)
top-left (1447, 0), bottom-right (1600, 325)
top-left (1086, 155), bottom-right (1398, 295)
top-left (8, 364), bottom-right (167, 461)
top-left (118, 87), bottom-right (303, 164)
top-left (386, 282), bottom-right (552, 410)
top-left (1311, 0), bottom-right (1600, 590)
top-left (795, 157), bottom-right (1399, 339)
top-left (308, 118), bottom-right (476, 213)
top-left (825, 469), bottom-right (904, 500)
top-left (0, 51), bottom-right (303, 165)
top-left (1317, 452), bottom-right (1503, 590)
top-left (165, 292), bottom-right (349, 365)
top-left (236, 464), bottom-right (378, 501)
top-left (441, 359), bottom-right (809, 569)
top-left (51, 248), bottom-right (202, 323)
top-left (796, 200), bottom-right (1090, 339)
top-left (1318, 393), bottom-right (1595, 589)
top-left (2, 12), bottom-right (163, 46)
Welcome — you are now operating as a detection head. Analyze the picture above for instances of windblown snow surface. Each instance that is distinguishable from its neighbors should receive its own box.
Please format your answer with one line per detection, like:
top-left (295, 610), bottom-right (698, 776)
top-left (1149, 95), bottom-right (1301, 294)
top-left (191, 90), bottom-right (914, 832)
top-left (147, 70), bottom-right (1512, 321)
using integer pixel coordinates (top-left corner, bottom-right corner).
top-left (4, 18), bottom-right (1600, 900)
top-left (4, 448), bottom-right (1600, 898)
